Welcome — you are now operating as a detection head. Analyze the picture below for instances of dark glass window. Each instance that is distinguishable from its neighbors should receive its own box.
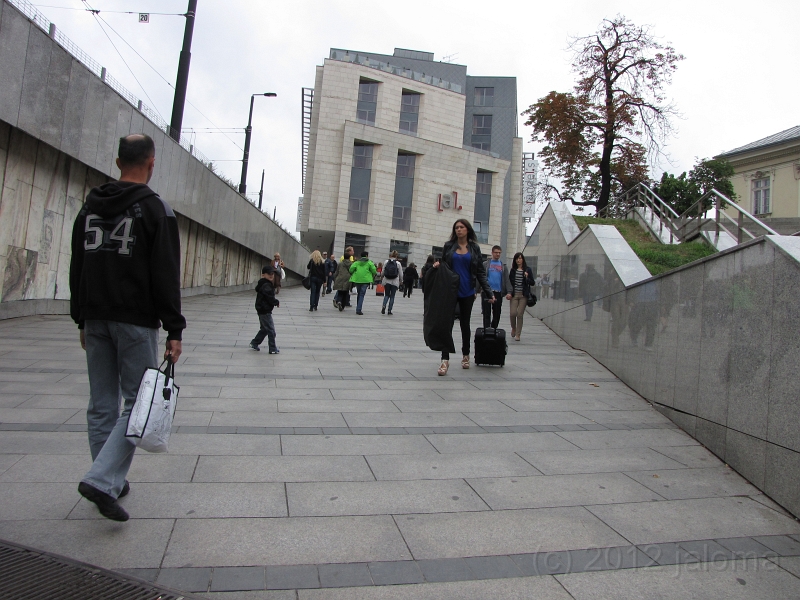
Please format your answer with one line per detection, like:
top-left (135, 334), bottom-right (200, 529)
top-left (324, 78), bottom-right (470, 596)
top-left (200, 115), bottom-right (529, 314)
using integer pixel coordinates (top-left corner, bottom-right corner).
top-left (399, 92), bottom-right (420, 135)
top-left (348, 144), bottom-right (373, 224)
top-left (392, 154), bottom-right (416, 231)
top-left (471, 115), bottom-right (492, 151)
top-left (474, 87), bottom-right (494, 107)
top-left (357, 81), bottom-right (378, 125)
top-left (474, 171), bottom-right (492, 243)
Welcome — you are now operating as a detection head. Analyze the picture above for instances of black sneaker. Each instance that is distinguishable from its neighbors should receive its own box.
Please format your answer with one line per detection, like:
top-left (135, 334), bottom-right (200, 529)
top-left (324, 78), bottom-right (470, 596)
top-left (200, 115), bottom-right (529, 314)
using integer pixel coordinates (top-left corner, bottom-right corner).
top-left (118, 481), bottom-right (130, 499)
top-left (78, 482), bottom-right (129, 522)
top-left (388, 311), bottom-right (393, 315)
top-left (381, 306), bottom-right (386, 314)
top-left (249, 342), bottom-right (260, 351)
top-left (269, 348), bottom-right (280, 354)
top-left (338, 302), bottom-right (344, 312)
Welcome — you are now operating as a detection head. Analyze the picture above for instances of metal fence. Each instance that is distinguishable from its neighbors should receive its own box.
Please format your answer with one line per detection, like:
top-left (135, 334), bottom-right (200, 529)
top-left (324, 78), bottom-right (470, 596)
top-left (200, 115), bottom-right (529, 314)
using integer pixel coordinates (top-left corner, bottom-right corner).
top-left (7, 0), bottom-right (211, 165)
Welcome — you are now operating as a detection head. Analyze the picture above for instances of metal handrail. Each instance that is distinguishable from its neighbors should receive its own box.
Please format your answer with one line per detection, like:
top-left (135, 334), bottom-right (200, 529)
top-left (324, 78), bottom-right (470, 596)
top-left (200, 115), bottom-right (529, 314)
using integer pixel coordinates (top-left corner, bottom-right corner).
top-left (677, 189), bottom-right (779, 244)
top-left (605, 183), bottom-right (779, 248)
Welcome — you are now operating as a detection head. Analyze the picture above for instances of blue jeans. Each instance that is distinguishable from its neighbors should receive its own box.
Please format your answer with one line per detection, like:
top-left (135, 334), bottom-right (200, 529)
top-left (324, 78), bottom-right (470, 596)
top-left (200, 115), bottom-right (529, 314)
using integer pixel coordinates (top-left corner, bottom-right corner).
top-left (310, 277), bottom-right (323, 308)
top-left (82, 320), bottom-right (159, 498)
top-left (355, 283), bottom-right (369, 313)
top-left (252, 313), bottom-right (277, 352)
top-left (382, 283), bottom-right (398, 311)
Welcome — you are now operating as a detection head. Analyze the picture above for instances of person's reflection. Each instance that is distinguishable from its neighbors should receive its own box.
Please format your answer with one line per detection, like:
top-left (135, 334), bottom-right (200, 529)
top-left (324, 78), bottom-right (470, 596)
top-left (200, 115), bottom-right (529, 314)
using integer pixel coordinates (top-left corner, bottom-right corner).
top-left (578, 263), bottom-right (603, 322)
top-left (603, 270), bottom-right (628, 348)
top-left (629, 282), bottom-right (659, 350)
top-left (659, 277), bottom-right (678, 333)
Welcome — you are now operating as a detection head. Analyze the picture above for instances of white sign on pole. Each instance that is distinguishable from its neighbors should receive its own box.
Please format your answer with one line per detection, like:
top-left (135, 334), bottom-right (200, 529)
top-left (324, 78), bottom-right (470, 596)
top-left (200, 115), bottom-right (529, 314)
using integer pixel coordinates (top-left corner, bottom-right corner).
top-left (296, 196), bottom-right (304, 231)
top-left (139, 13), bottom-right (150, 23)
top-left (522, 153), bottom-right (537, 219)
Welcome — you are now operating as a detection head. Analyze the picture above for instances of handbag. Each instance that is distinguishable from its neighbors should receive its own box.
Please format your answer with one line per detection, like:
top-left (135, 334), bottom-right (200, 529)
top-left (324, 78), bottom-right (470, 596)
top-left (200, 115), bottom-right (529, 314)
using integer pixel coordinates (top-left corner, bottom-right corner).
top-left (125, 359), bottom-right (179, 453)
top-left (301, 276), bottom-right (311, 290)
top-left (526, 293), bottom-right (538, 308)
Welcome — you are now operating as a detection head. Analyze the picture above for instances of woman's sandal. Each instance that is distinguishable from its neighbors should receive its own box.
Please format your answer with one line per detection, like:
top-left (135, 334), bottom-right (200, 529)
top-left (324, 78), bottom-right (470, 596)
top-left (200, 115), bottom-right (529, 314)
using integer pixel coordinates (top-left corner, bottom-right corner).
top-left (438, 360), bottom-right (449, 376)
top-left (462, 355), bottom-right (470, 369)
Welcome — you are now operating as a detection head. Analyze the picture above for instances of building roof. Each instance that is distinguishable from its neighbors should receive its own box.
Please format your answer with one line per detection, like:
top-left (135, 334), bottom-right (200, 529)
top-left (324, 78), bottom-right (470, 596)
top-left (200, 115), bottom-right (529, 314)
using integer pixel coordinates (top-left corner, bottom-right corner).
top-left (718, 125), bottom-right (800, 157)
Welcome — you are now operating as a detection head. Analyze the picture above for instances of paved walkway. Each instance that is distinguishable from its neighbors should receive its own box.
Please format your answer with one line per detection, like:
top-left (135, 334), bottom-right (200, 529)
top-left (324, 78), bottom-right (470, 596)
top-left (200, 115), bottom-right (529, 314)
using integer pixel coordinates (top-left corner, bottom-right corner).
top-left (0, 286), bottom-right (799, 599)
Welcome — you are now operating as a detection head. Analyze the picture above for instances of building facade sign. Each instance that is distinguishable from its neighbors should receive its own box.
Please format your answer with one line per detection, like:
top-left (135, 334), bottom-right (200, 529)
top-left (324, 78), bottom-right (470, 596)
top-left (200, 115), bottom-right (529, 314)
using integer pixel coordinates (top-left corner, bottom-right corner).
top-left (522, 152), bottom-right (536, 221)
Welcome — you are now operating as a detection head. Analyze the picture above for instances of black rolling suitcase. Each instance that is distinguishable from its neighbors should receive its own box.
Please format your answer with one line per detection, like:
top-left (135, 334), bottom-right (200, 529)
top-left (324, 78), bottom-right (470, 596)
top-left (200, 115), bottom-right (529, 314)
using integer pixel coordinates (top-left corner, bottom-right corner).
top-left (474, 327), bottom-right (507, 367)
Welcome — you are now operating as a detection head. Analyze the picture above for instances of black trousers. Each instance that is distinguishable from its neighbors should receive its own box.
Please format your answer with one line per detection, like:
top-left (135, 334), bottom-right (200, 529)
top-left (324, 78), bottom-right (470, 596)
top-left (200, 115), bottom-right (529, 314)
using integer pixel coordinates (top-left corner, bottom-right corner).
top-left (442, 295), bottom-right (476, 360)
top-left (482, 291), bottom-right (503, 329)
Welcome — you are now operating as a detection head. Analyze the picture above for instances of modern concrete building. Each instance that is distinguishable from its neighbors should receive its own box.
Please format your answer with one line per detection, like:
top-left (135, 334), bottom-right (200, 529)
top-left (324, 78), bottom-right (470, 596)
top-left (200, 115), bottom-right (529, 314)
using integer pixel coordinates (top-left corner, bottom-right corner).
top-left (299, 48), bottom-right (525, 265)
top-left (716, 125), bottom-right (800, 234)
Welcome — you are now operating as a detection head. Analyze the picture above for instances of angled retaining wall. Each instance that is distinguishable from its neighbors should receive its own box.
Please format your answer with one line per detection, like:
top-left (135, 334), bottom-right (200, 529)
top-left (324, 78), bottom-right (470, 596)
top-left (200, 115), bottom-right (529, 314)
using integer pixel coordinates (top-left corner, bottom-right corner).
top-left (0, 0), bottom-right (308, 319)
top-left (525, 201), bottom-right (800, 518)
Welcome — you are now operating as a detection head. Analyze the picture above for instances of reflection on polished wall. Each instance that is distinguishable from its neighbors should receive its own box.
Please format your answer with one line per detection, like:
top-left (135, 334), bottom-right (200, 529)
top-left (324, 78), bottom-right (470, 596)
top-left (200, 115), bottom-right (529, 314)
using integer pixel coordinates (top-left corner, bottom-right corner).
top-left (525, 202), bottom-right (800, 518)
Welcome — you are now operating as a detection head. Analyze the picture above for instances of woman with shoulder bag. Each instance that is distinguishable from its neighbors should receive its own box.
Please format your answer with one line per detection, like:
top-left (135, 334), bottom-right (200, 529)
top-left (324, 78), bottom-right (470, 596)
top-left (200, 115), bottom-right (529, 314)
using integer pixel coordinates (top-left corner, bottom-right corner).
top-left (508, 252), bottom-right (535, 341)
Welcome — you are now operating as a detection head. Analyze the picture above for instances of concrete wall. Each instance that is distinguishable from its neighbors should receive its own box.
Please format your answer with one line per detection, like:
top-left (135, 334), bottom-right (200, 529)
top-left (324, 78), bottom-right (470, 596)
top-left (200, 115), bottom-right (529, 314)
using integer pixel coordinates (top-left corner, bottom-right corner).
top-left (525, 202), bottom-right (800, 518)
top-left (0, 0), bottom-right (308, 319)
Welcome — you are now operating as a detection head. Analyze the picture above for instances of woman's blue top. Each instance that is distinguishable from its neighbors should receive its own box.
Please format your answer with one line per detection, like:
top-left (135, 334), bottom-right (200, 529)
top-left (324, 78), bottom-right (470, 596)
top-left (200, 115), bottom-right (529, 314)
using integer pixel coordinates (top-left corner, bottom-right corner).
top-left (451, 251), bottom-right (474, 298)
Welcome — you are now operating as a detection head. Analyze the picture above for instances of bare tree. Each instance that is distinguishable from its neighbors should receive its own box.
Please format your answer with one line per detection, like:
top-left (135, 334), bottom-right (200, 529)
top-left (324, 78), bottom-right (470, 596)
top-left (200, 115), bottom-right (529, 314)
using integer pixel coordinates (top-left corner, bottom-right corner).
top-left (523, 15), bottom-right (684, 213)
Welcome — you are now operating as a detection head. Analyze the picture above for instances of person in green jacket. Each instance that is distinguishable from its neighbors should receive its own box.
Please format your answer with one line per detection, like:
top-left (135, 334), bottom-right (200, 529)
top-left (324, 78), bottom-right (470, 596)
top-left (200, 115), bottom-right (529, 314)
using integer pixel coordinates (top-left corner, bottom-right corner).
top-left (349, 251), bottom-right (377, 315)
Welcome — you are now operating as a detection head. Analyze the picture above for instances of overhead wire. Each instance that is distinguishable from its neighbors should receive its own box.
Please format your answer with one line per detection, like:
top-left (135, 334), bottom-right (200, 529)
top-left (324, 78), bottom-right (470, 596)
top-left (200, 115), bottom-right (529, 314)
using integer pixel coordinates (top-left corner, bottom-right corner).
top-left (76, 3), bottom-right (246, 153)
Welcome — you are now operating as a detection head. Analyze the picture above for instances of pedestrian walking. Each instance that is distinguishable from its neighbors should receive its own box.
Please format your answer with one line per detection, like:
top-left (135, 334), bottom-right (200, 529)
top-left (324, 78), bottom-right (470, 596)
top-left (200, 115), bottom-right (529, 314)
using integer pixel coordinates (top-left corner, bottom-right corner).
top-left (307, 250), bottom-right (325, 311)
top-left (349, 251), bottom-right (377, 315)
top-left (69, 134), bottom-right (185, 521)
top-left (381, 251), bottom-right (402, 314)
top-left (272, 253), bottom-right (285, 294)
top-left (425, 219), bottom-right (493, 375)
top-left (509, 252), bottom-right (535, 341)
top-left (481, 245), bottom-right (510, 329)
top-left (542, 273), bottom-right (551, 298)
top-left (324, 252), bottom-right (337, 295)
top-left (402, 263), bottom-right (419, 297)
top-left (420, 254), bottom-right (435, 296)
top-left (333, 246), bottom-right (355, 311)
top-left (249, 264), bottom-right (280, 353)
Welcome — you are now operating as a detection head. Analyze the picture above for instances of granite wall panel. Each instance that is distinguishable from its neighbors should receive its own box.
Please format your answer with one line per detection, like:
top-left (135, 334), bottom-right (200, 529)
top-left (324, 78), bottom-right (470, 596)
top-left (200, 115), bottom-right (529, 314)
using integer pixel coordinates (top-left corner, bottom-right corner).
top-left (524, 201), bottom-right (800, 518)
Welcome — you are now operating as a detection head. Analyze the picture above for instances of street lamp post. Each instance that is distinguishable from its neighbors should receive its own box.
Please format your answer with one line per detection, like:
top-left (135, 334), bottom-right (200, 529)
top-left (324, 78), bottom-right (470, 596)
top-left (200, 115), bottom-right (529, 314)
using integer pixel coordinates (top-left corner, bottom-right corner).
top-left (239, 93), bottom-right (276, 194)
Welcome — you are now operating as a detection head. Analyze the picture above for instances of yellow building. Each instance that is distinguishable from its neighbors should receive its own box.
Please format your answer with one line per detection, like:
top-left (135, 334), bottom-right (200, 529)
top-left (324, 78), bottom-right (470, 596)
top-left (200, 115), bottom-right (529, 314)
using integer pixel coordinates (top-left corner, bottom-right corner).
top-left (716, 126), bottom-right (800, 232)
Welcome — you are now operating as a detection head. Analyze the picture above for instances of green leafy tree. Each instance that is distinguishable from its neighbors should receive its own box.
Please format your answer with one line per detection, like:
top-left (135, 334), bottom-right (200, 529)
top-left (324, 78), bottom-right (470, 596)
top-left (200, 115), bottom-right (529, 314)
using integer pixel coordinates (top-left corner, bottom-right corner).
top-left (654, 158), bottom-right (736, 214)
top-left (523, 15), bottom-right (684, 213)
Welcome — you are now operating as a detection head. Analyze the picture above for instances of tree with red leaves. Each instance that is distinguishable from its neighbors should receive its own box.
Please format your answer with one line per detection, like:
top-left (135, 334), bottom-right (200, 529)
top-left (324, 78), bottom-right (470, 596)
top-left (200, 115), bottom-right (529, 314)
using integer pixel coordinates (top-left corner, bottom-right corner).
top-left (523, 16), bottom-right (684, 213)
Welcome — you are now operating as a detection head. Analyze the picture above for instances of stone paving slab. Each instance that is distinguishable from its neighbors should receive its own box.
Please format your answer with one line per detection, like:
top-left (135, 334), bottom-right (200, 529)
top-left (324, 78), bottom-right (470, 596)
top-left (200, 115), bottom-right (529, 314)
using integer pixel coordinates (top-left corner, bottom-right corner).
top-left (1, 288), bottom-right (798, 597)
top-left (163, 516), bottom-right (412, 567)
top-left (366, 452), bottom-right (541, 481)
top-left (193, 455), bottom-right (374, 483)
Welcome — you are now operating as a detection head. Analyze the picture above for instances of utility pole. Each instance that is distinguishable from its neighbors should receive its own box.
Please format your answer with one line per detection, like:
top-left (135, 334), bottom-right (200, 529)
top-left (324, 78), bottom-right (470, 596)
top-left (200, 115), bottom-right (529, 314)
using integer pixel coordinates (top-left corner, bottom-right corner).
top-left (258, 169), bottom-right (265, 211)
top-left (169, 0), bottom-right (197, 142)
top-left (239, 93), bottom-right (276, 194)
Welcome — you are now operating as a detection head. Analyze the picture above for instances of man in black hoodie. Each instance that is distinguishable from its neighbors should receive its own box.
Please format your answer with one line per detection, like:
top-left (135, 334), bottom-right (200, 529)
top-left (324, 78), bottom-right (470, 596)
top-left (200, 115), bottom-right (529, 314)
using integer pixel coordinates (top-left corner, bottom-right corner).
top-left (69, 134), bottom-right (185, 521)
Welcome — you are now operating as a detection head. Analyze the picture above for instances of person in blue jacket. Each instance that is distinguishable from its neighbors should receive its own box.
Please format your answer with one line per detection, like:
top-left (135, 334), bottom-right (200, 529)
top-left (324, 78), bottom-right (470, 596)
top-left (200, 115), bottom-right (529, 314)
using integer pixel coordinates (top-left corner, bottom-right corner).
top-left (431, 219), bottom-right (494, 375)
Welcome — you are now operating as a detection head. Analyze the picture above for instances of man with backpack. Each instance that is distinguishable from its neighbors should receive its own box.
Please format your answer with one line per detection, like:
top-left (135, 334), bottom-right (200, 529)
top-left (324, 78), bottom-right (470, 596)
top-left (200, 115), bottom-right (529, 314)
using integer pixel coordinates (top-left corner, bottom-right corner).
top-left (381, 251), bottom-right (402, 315)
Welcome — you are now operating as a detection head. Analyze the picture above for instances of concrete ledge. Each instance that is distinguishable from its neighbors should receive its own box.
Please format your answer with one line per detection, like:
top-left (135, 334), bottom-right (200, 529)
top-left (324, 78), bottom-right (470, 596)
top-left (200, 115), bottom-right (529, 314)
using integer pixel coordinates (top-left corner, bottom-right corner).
top-left (0, 299), bottom-right (69, 320)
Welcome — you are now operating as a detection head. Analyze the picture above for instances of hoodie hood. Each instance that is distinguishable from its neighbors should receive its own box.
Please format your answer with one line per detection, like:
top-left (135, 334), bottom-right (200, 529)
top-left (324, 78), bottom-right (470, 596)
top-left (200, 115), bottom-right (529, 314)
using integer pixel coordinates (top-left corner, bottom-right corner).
top-left (85, 181), bottom-right (157, 218)
top-left (358, 257), bottom-right (370, 262)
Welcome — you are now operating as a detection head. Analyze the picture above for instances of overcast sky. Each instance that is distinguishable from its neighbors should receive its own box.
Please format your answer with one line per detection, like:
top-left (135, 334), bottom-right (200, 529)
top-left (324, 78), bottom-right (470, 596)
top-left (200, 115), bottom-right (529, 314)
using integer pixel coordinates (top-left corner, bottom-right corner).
top-left (31, 0), bottom-right (800, 238)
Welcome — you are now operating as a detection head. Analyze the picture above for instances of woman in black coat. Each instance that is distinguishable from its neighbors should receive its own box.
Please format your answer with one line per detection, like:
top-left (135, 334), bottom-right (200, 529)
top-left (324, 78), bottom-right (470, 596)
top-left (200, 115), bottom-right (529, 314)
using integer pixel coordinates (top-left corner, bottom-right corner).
top-left (307, 250), bottom-right (326, 311)
top-left (508, 252), bottom-right (535, 341)
top-left (431, 219), bottom-right (493, 375)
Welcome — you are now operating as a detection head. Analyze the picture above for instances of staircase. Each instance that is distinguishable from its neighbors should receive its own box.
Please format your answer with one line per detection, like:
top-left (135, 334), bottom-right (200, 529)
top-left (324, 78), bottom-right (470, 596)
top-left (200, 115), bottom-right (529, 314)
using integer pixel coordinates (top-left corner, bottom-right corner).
top-left (600, 183), bottom-right (779, 250)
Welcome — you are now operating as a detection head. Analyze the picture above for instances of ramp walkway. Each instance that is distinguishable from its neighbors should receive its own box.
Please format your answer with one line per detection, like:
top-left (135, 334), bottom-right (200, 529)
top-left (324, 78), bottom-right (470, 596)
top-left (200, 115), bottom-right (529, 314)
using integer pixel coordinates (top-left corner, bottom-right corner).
top-left (0, 287), bottom-right (798, 598)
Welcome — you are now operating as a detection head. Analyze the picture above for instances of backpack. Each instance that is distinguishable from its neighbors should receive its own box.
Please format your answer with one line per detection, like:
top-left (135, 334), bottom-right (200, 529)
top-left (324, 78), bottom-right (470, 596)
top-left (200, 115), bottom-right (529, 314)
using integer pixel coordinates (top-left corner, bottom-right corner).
top-left (383, 259), bottom-right (399, 279)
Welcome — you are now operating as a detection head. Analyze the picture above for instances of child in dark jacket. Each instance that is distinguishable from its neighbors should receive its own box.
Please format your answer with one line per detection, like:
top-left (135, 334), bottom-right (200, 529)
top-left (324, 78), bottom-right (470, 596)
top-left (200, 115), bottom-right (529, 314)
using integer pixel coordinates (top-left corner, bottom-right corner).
top-left (250, 264), bottom-right (280, 353)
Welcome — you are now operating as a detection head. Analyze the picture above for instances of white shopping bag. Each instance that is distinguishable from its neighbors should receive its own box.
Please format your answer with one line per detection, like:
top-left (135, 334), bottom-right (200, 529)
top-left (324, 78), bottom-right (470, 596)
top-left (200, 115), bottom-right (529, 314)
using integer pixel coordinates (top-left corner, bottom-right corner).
top-left (125, 360), bottom-right (179, 453)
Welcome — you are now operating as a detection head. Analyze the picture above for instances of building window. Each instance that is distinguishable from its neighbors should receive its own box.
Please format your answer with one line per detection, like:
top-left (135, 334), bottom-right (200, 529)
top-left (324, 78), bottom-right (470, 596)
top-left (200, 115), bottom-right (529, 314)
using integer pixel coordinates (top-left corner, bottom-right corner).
top-left (399, 91), bottom-right (420, 135)
top-left (357, 81), bottom-right (378, 125)
top-left (474, 171), bottom-right (492, 243)
top-left (471, 115), bottom-right (492, 151)
top-left (392, 154), bottom-right (416, 231)
top-left (348, 144), bottom-right (373, 224)
top-left (752, 177), bottom-right (770, 215)
top-left (474, 87), bottom-right (494, 107)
